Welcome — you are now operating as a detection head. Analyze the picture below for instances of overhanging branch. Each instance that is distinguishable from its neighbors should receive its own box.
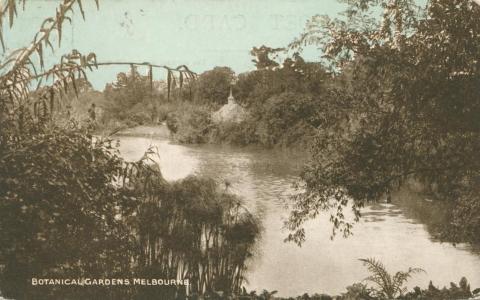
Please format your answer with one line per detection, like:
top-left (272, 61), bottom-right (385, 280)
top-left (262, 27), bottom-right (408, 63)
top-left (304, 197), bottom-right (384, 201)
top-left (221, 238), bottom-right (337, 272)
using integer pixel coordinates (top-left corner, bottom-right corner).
top-left (0, 61), bottom-right (196, 89)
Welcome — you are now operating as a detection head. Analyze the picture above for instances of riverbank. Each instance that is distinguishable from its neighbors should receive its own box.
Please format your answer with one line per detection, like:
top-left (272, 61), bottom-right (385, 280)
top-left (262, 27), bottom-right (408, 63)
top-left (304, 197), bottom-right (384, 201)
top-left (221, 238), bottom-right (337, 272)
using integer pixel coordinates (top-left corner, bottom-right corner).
top-left (115, 124), bottom-right (309, 160)
top-left (156, 99), bottom-right (317, 149)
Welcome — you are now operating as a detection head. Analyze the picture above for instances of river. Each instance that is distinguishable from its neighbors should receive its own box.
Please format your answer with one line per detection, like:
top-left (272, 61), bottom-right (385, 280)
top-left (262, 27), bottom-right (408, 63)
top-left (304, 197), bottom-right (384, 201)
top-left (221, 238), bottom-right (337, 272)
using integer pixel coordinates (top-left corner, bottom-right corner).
top-left (115, 127), bottom-right (480, 297)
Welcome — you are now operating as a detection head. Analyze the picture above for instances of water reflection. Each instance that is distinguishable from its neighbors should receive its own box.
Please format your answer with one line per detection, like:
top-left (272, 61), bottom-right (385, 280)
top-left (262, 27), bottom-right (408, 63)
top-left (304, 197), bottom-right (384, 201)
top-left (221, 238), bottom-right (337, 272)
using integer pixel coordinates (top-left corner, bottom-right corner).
top-left (116, 134), bottom-right (480, 297)
top-left (115, 136), bottom-right (200, 181)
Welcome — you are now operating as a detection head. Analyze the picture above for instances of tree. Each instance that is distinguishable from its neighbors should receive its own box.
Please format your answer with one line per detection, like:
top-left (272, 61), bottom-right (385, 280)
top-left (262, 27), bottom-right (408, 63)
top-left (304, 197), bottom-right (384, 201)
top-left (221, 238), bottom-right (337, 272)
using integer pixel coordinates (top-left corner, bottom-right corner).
top-left (286, 0), bottom-right (480, 245)
top-left (250, 45), bottom-right (284, 70)
top-left (103, 67), bottom-right (152, 121)
top-left (0, 125), bottom-right (138, 299)
top-left (194, 66), bottom-right (235, 105)
top-left (235, 52), bottom-right (328, 107)
top-left (256, 92), bottom-right (321, 147)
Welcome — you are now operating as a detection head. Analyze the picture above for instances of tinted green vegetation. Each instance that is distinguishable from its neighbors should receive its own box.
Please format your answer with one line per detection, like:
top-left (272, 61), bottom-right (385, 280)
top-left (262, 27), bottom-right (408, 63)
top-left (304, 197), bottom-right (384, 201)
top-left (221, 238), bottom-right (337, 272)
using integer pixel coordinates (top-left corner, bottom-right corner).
top-left (100, 66), bottom-right (165, 130)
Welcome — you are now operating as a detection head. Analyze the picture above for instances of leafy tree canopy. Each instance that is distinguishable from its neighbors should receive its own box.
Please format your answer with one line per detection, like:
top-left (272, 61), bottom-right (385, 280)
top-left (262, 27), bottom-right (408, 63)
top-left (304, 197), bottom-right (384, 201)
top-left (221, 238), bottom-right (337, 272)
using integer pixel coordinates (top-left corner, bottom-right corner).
top-left (194, 66), bottom-right (235, 105)
top-left (286, 0), bottom-right (480, 245)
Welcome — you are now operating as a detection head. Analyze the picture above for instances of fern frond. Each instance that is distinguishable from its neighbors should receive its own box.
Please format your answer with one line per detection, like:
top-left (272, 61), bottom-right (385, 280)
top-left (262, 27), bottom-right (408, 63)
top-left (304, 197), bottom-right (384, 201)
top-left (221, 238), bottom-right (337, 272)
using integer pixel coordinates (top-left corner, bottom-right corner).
top-left (360, 258), bottom-right (424, 299)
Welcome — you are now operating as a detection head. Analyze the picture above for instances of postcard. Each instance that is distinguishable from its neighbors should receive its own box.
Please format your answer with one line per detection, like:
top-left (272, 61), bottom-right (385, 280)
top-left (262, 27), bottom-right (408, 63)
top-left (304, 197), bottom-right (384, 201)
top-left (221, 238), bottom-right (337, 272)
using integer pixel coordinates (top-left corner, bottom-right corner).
top-left (1, 0), bottom-right (480, 299)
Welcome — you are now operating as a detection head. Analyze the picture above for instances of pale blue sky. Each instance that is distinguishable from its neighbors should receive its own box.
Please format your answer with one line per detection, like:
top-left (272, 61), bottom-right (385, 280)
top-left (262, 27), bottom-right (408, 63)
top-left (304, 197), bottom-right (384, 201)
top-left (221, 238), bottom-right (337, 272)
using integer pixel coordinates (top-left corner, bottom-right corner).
top-left (6, 0), bottom-right (347, 90)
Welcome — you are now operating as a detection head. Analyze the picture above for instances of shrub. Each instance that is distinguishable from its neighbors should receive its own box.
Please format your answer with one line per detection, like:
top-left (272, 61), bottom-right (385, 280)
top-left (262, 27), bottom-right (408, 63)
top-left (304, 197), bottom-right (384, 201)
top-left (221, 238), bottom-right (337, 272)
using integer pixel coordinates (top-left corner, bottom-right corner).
top-left (0, 122), bottom-right (137, 299)
top-left (208, 120), bottom-right (259, 146)
top-left (341, 283), bottom-right (374, 300)
top-left (166, 104), bottom-right (213, 143)
top-left (256, 92), bottom-right (320, 147)
top-left (400, 277), bottom-right (476, 300)
top-left (127, 111), bottom-right (150, 126)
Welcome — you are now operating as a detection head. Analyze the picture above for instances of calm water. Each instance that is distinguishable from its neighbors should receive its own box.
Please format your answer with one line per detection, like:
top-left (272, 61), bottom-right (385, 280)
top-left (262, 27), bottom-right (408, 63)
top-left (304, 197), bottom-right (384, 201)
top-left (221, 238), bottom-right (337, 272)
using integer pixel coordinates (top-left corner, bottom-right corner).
top-left (116, 133), bottom-right (480, 297)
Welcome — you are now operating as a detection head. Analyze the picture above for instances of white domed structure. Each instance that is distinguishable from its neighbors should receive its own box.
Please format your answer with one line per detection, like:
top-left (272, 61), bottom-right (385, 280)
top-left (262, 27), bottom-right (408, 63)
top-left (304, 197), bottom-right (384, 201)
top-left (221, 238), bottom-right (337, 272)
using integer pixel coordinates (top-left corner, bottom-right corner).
top-left (212, 87), bottom-right (246, 124)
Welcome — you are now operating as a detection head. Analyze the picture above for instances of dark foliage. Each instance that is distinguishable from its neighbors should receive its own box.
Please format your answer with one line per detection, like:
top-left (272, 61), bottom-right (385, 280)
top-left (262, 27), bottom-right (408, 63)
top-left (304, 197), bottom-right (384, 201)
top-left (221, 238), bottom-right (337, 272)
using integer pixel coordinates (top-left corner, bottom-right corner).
top-left (287, 0), bottom-right (480, 245)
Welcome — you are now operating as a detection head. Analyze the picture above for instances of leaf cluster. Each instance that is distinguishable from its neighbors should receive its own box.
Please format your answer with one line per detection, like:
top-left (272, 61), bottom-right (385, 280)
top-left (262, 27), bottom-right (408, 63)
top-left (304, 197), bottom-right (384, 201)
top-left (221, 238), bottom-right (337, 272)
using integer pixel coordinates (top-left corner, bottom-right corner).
top-left (286, 0), bottom-right (480, 245)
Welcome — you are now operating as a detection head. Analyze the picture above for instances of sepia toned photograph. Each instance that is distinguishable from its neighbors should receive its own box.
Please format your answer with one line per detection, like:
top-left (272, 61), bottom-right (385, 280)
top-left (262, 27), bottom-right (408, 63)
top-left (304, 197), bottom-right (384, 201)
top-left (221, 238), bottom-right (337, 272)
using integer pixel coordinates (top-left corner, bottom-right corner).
top-left (1, 0), bottom-right (480, 299)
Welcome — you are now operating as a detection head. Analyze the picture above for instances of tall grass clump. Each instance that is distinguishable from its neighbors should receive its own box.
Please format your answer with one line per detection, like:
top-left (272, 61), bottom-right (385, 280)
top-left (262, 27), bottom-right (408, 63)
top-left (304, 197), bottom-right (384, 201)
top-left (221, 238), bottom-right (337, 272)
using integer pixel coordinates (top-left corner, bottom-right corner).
top-left (133, 175), bottom-right (260, 298)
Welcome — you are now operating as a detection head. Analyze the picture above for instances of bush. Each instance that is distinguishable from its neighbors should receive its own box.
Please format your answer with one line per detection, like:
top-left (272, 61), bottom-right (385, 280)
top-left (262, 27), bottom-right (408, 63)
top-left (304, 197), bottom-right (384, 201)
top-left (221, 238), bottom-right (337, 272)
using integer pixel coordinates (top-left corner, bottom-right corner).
top-left (0, 123), bottom-right (137, 299)
top-left (127, 111), bottom-right (150, 126)
top-left (340, 283), bottom-right (374, 300)
top-left (255, 92), bottom-right (320, 147)
top-left (166, 104), bottom-right (213, 143)
top-left (208, 119), bottom-right (259, 146)
top-left (400, 277), bottom-right (477, 300)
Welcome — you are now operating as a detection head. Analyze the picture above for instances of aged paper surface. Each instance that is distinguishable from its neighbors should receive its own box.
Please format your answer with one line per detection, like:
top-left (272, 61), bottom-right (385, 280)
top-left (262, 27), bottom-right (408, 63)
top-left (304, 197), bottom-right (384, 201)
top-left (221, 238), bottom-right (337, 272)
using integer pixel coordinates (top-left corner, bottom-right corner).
top-left (2, 0), bottom-right (480, 299)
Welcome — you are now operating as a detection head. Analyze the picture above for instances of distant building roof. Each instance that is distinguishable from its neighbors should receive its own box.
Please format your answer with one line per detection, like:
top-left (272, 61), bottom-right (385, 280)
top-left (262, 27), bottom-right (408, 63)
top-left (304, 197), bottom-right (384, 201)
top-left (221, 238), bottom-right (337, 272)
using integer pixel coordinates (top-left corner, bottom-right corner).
top-left (212, 87), bottom-right (246, 123)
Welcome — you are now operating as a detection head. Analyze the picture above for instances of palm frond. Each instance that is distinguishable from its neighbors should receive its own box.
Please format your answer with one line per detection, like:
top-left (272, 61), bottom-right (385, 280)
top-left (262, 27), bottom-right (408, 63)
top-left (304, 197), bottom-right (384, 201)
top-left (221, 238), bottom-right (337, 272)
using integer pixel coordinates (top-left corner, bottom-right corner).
top-left (360, 258), bottom-right (425, 299)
